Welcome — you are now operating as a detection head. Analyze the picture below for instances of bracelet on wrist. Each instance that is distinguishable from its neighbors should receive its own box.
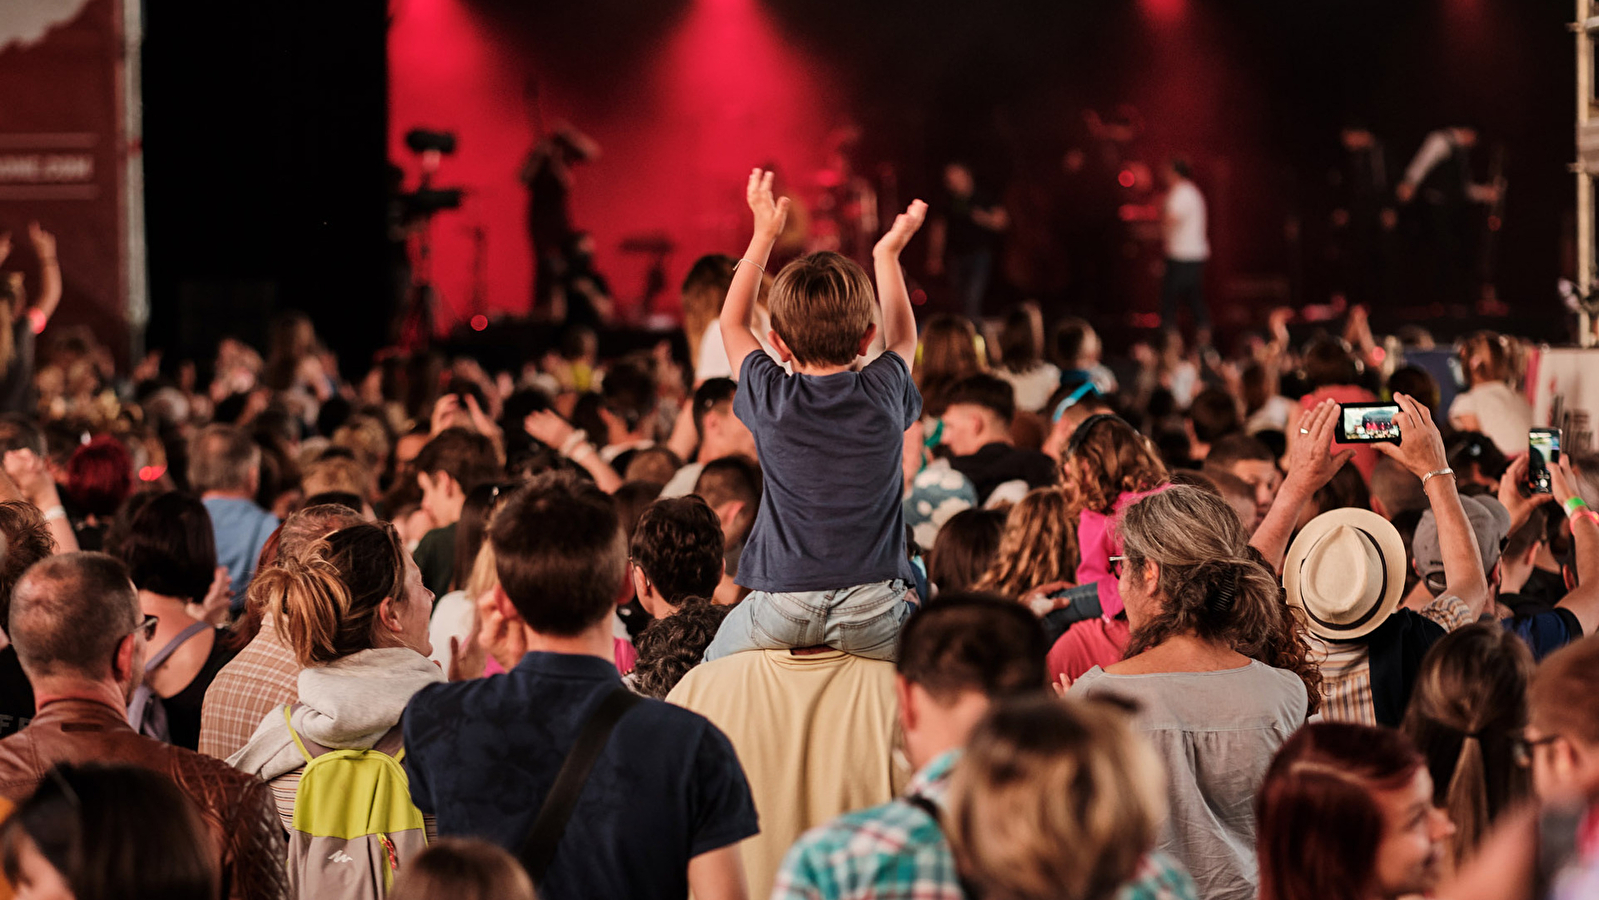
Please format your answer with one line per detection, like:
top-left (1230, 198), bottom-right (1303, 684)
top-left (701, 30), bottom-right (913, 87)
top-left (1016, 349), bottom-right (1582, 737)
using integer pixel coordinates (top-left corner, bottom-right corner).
top-left (1420, 467), bottom-right (1455, 491)
top-left (557, 429), bottom-right (588, 458)
top-left (1565, 496), bottom-right (1591, 519)
top-left (41, 505), bottom-right (66, 522)
top-left (1573, 509), bottom-right (1599, 530)
top-left (734, 258), bottom-right (766, 275)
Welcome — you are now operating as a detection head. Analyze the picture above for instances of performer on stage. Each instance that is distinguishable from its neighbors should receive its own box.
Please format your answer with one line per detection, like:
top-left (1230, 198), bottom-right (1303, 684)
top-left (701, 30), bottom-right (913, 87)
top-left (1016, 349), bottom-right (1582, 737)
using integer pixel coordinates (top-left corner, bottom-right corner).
top-left (1159, 158), bottom-right (1210, 346)
top-left (520, 124), bottom-right (600, 319)
top-left (1394, 126), bottom-right (1500, 307)
top-left (928, 161), bottom-right (1008, 321)
top-left (1329, 125), bottom-right (1397, 309)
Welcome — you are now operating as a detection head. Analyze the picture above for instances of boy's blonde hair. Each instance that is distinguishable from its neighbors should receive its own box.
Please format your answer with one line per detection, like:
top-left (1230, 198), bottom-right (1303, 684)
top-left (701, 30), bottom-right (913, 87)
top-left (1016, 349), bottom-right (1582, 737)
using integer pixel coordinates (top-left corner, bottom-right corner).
top-left (948, 695), bottom-right (1167, 900)
top-left (768, 251), bottom-right (876, 367)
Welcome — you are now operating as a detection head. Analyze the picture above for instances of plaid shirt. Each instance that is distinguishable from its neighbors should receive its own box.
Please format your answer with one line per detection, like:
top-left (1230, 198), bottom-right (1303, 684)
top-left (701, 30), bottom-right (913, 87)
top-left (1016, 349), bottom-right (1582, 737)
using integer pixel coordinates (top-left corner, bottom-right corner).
top-left (198, 615), bottom-right (299, 760)
top-left (772, 750), bottom-right (1197, 900)
top-left (1313, 593), bottom-right (1474, 726)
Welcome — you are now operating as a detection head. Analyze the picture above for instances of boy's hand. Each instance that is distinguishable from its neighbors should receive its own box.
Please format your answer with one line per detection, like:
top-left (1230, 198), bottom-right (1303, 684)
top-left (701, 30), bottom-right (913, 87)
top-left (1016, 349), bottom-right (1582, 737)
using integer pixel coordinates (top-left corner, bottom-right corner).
top-left (746, 168), bottom-right (790, 240)
top-left (874, 200), bottom-right (928, 259)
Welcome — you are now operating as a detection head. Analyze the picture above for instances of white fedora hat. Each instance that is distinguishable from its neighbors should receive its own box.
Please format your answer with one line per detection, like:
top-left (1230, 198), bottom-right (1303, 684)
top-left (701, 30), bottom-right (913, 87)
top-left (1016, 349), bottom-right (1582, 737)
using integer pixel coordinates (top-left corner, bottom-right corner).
top-left (1283, 507), bottom-right (1407, 641)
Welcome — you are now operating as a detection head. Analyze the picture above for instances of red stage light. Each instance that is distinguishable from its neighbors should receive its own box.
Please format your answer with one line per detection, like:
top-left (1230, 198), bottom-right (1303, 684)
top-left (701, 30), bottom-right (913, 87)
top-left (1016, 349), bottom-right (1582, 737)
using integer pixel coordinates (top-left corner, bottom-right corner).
top-left (1118, 169), bottom-right (1136, 188)
top-left (470, 314), bottom-right (488, 331)
top-left (1371, 346), bottom-right (1387, 363)
top-left (138, 465), bottom-right (166, 482)
top-left (911, 288), bottom-right (927, 306)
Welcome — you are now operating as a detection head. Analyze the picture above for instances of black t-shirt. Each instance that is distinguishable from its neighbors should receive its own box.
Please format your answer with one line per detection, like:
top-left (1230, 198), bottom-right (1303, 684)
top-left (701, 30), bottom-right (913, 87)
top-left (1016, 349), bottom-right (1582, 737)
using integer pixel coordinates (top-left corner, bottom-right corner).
top-left (0, 646), bottom-right (35, 738)
top-left (404, 652), bottom-right (758, 900)
top-left (949, 442), bottom-right (1058, 505)
top-left (161, 632), bottom-right (238, 751)
top-left (933, 190), bottom-right (1001, 256)
top-left (0, 315), bottom-right (36, 416)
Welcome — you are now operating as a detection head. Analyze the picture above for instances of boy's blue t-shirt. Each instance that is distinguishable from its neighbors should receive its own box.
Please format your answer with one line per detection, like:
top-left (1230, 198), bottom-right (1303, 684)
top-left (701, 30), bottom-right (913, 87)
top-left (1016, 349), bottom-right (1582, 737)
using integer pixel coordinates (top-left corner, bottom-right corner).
top-left (734, 350), bottom-right (922, 593)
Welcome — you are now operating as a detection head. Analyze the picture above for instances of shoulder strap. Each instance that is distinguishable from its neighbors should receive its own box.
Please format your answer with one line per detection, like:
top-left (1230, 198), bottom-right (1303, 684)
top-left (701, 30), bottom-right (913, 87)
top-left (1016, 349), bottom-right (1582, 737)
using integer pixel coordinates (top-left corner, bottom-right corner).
top-left (284, 704), bottom-right (315, 764)
top-left (145, 621), bottom-right (210, 673)
top-left (517, 686), bottom-right (642, 886)
top-left (905, 794), bottom-right (981, 900)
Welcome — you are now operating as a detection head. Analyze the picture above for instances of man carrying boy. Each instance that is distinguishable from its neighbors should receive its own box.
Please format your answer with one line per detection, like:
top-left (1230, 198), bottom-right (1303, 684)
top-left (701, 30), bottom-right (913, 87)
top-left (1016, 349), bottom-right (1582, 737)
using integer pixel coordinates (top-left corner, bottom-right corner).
top-left (402, 473), bottom-right (758, 899)
top-left (703, 169), bottom-right (926, 661)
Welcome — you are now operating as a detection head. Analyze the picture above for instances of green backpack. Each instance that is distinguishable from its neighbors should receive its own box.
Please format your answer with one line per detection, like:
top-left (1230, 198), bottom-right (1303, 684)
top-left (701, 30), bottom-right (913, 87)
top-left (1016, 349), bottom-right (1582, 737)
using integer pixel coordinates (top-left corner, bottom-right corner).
top-left (282, 705), bottom-right (428, 898)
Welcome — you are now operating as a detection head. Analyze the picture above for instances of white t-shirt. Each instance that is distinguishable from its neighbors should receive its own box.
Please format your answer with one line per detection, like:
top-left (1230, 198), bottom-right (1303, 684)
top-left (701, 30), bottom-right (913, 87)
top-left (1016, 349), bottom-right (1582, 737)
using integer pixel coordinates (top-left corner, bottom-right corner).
top-left (1164, 180), bottom-right (1210, 262)
top-left (695, 316), bottom-right (787, 383)
top-left (999, 362), bottom-right (1062, 414)
top-left (1449, 381), bottom-right (1533, 456)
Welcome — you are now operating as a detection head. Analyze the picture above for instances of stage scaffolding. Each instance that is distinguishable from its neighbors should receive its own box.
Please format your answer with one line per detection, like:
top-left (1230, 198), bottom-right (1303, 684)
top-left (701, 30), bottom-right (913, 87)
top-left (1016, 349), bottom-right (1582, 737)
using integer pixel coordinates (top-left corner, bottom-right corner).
top-left (1577, 0), bottom-right (1599, 345)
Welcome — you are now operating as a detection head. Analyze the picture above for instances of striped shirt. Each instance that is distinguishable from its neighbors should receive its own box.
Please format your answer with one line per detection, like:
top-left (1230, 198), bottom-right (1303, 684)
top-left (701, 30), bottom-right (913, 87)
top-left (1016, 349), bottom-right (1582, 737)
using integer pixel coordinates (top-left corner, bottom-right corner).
top-left (772, 750), bottom-right (1198, 900)
top-left (1313, 594), bottom-right (1474, 726)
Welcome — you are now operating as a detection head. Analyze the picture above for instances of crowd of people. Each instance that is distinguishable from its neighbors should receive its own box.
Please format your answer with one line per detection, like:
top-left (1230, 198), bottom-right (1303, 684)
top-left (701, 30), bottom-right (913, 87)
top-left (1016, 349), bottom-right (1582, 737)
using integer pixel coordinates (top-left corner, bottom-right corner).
top-left (0, 166), bottom-right (1594, 900)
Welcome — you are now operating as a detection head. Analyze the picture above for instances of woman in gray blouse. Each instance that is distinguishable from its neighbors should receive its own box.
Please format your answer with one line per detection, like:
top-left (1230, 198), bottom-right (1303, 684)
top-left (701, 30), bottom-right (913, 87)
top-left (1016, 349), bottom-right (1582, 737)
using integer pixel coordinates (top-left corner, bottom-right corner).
top-left (1070, 486), bottom-right (1319, 900)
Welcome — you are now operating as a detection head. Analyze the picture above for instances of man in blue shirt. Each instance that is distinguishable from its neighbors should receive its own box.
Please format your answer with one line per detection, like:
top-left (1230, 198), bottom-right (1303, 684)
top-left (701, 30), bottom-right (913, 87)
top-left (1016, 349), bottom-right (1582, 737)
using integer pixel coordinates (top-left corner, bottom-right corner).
top-left (403, 472), bottom-right (758, 900)
top-left (190, 424), bottom-right (277, 615)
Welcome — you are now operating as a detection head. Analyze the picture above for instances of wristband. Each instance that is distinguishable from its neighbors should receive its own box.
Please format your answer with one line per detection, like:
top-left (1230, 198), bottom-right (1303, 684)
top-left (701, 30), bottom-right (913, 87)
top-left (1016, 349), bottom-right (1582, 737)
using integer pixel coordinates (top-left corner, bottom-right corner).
top-left (557, 429), bottom-right (588, 458)
top-left (1420, 467), bottom-right (1455, 491)
top-left (1565, 496), bottom-right (1590, 519)
top-left (1573, 509), bottom-right (1599, 529)
top-left (41, 505), bottom-right (66, 522)
top-left (735, 258), bottom-right (766, 275)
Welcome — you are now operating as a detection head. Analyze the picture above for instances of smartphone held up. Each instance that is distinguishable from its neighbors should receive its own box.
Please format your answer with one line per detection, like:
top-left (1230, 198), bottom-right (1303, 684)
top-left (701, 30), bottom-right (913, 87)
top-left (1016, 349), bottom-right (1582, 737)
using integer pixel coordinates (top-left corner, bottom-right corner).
top-left (1527, 428), bottom-right (1561, 494)
top-left (1336, 402), bottom-right (1402, 444)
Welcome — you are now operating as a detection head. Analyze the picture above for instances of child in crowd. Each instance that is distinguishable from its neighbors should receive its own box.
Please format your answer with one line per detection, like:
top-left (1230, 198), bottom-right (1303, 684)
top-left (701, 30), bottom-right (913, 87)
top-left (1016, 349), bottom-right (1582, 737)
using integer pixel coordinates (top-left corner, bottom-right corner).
top-left (703, 169), bottom-right (927, 661)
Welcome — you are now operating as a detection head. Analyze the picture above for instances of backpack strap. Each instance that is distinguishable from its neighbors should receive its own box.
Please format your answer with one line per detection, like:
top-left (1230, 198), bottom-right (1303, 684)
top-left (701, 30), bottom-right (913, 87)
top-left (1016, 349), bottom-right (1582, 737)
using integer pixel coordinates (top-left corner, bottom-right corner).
top-left (284, 704), bottom-right (316, 764)
top-left (517, 686), bottom-right (642, 886)
top-left (145, 621), bottom-right (210, 673)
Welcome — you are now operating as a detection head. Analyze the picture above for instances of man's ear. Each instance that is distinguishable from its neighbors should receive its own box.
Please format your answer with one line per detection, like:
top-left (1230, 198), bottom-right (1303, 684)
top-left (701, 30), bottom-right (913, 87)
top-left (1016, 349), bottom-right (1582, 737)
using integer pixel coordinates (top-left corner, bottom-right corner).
top-left (113, 633), bottom-right (137, 686)
top-left (895, 674), bottom-right (918, 732)
top-left (416, 470), bottom-right (433, 494)
top-left (767, 330), bottom-right (795, 364)
top-left (492, 584), bottom-right (524, 625)
top-left (714, 500), bottom-right (746, 535)
top-left (855, 322), bottom-right (879, 358)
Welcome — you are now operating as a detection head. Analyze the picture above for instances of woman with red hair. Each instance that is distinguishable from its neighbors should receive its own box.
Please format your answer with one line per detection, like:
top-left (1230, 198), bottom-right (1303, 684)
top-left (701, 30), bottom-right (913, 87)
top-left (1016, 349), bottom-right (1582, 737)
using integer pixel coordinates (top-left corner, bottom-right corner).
top-left (64, 433), bottom-right (132, 551)
top-left (1257, 722), bottom-right (1456, 900)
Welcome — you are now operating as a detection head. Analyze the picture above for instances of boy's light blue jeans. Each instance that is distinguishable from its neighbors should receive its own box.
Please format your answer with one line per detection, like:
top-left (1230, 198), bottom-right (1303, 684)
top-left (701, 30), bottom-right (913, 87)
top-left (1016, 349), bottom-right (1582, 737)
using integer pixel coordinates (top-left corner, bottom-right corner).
top-left (703, 579), bottom-right (916, 662)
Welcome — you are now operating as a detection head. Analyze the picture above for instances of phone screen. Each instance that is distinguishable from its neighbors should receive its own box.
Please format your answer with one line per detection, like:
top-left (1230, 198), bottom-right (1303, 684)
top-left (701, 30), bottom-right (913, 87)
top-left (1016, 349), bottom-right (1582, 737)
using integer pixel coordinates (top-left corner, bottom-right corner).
top-left (1529, 429), bottom-right (1561, 494)
top-left (1338, 403), bottom-right (1402, 443)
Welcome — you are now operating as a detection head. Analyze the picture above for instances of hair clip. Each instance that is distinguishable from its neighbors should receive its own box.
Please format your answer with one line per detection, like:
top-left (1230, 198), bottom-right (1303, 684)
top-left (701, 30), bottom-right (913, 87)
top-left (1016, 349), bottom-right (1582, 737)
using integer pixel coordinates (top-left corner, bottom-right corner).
top-left (1210, 570), bottom-right (1239, 616)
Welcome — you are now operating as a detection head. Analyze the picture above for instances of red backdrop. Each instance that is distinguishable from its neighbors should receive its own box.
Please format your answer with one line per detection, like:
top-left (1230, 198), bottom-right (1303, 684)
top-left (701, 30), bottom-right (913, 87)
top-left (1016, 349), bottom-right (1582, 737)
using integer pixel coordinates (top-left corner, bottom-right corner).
top-left (0, 0), bottom-right (134, 362)
top-left (388, 0), bottom-right (847, 334)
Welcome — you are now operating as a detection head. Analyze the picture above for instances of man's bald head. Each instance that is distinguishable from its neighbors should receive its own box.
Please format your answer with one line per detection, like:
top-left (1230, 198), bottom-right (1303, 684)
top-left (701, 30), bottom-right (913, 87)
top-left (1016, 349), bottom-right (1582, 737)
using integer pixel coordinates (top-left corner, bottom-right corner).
top-left (9, 552), bottom-right (140, 680)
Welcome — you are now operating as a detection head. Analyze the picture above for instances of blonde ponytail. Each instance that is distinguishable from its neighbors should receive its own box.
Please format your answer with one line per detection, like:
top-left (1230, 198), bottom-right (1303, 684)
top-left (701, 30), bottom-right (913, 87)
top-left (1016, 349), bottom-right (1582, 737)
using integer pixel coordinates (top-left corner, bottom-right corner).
top-left (258, 522), bottom-right (407, 667)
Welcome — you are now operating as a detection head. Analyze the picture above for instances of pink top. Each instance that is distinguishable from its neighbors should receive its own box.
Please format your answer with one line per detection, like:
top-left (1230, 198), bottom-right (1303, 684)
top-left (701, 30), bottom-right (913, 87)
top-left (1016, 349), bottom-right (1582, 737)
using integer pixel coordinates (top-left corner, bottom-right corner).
top-left (1300, 385), bottom-right (1379, 483)
top-left (1076, 484), bottom-right (1171, 618)
top-left (1047, 617), bottom-right (1132, 682)
top-left (613, 637), bottom-right (638, 675)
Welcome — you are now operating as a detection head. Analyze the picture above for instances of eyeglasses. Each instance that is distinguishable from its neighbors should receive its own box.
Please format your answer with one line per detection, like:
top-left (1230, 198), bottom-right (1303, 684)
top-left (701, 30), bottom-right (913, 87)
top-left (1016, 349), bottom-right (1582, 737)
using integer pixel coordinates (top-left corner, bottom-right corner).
top-left (1512, 733), bottom-right (1561, 768)
top-left (127, 614), bottom-right (158, 643)
top-left (1109, 556), bottom-right (1127, 579)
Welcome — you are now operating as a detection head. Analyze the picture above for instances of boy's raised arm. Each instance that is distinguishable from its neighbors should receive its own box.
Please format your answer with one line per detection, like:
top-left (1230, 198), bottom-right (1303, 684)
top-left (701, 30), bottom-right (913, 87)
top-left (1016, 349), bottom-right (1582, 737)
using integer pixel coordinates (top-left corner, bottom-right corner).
top-left (722, 169), bottom-right (789, 375)
top-left (873, 200), bottom-right (928, 363)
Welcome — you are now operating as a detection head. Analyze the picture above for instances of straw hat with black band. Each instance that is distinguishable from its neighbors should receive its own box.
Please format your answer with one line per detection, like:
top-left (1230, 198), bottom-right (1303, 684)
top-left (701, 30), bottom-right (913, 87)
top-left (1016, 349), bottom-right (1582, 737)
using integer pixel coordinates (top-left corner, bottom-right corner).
top-left (1284, 507), bottom-right (1408, 641)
